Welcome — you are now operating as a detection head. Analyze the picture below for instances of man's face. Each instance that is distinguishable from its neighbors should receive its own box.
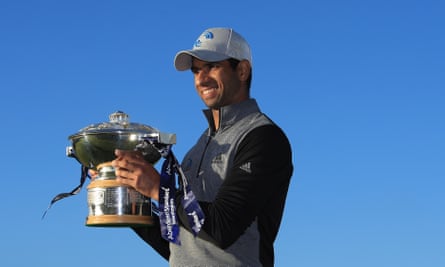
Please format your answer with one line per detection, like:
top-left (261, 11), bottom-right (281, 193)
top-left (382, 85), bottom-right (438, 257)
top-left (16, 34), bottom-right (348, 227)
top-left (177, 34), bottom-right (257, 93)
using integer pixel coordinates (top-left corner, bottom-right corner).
top-left (191, 58), bottom-right (245, 109)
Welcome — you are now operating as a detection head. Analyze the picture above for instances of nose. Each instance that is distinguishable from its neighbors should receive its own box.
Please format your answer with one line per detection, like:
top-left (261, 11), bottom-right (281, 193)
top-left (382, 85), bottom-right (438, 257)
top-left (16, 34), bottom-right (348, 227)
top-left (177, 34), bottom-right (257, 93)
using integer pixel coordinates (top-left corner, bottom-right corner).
top-left (195, 68), bottom-right (210, 86)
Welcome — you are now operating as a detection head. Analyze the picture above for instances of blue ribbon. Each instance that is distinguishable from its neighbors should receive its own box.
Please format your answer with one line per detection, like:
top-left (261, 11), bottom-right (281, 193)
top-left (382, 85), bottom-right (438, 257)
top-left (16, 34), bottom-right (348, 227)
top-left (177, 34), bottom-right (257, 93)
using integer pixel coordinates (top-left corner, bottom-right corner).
top-left (158, 151), bottom-right (181, 244)
top-left (174, 157), bottom-right (205, 235)
top-left (147, 140), bottom-right (205, 244)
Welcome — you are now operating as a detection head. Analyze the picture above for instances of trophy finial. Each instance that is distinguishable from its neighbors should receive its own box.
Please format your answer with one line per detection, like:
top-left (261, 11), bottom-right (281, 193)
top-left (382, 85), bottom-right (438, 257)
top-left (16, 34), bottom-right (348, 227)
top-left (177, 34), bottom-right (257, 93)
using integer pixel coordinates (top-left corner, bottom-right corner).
top-left (109, 111), bottom-right (129, 125)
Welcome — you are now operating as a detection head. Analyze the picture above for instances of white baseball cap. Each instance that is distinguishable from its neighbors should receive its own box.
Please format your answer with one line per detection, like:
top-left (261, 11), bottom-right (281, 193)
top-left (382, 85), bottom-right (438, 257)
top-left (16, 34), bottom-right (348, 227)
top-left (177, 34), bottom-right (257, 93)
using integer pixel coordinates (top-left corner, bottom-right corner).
top-left (174, 27), bottom-right (252, 71)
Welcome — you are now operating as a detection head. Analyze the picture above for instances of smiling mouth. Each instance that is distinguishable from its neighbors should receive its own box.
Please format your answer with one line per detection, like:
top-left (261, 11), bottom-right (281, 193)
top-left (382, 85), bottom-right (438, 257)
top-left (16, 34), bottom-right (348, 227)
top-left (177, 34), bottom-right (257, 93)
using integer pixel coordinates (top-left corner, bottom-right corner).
top-left (202, 88), bottom-right (217, 96)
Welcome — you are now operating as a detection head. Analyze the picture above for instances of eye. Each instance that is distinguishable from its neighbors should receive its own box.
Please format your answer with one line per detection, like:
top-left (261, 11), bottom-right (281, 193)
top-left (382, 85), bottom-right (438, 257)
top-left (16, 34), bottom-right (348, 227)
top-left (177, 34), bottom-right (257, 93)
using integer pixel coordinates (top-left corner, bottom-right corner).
top-left (191, 67), bottom-right (199, 74)
top-left (208, 63), bottom-right (220, 70)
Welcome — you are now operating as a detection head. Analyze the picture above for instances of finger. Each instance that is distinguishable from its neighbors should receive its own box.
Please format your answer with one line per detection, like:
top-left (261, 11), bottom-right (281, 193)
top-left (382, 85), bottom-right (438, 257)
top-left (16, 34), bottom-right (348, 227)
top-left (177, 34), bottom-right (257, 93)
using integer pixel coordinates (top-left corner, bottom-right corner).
top-left (115, 149), bottom-right (131, 155)
top-left (112, 155), bottom-right (133, 168)
top-left (115, 167), bottom-right (133, 179)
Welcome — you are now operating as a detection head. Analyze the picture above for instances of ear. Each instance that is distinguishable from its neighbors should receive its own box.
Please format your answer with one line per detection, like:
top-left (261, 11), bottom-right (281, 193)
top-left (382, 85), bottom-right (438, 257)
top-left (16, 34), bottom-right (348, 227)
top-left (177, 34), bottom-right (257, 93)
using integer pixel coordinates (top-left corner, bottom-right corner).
top-left (237, 60), bottom-right (251, 82)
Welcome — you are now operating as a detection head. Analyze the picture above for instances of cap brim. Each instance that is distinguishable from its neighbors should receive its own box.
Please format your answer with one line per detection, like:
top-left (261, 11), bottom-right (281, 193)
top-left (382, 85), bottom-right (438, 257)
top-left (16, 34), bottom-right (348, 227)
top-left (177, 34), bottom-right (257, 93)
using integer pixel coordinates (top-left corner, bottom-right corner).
top-left (174, 50), bottom-right (231, 71)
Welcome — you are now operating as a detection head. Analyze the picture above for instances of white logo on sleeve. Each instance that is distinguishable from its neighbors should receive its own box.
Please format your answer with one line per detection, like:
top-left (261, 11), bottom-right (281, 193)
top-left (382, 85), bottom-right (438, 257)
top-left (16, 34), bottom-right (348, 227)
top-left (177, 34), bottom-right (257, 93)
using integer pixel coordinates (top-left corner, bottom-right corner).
top-left (239, 162), bottom-right (252, 174)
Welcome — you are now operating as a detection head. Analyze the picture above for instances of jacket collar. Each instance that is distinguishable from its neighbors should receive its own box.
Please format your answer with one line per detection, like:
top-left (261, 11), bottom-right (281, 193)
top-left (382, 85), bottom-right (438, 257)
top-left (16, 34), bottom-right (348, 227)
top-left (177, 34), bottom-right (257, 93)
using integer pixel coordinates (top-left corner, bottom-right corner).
top-left (203, 98), bottom-right (261, 134)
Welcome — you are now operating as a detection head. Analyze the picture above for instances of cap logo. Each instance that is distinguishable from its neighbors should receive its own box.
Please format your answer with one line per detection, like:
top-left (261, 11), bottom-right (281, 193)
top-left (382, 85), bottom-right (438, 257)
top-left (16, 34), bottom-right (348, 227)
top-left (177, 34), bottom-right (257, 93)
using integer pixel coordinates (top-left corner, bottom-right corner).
top-left (193, 30), bottom-right (214, 48)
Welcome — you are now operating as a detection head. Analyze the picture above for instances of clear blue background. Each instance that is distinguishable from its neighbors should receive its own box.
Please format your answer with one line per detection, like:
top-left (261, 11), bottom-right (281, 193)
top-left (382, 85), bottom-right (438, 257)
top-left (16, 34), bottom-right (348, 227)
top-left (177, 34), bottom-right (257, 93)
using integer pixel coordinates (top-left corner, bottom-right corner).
top-left (1, 1), bottom-right (443, 266)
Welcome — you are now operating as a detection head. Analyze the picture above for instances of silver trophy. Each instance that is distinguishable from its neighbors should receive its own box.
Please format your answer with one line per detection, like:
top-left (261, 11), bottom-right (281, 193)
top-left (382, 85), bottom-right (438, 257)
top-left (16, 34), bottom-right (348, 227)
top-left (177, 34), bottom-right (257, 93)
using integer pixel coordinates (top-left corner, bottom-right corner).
top-left (66, 111), bottom-right (175, 227)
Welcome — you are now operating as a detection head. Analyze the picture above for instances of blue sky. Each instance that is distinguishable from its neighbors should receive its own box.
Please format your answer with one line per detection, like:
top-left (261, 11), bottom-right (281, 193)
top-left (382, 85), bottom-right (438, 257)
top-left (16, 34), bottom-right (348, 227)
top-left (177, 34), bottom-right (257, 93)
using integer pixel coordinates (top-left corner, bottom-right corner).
top-left (1, 1), bottom-right (444, 266)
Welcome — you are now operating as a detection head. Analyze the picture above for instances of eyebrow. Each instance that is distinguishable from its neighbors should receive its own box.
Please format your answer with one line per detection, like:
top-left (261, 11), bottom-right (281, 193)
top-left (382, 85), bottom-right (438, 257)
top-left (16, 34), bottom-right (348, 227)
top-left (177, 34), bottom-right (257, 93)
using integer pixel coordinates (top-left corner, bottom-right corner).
top-left (191, 62), bottom-right (220, 72)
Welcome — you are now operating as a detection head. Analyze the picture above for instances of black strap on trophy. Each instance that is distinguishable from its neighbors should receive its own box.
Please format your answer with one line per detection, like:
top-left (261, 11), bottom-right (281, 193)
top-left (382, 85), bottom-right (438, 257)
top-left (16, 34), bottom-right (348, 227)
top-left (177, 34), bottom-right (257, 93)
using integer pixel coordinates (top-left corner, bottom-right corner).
top-left (42, 162), bottom-right (90, 220)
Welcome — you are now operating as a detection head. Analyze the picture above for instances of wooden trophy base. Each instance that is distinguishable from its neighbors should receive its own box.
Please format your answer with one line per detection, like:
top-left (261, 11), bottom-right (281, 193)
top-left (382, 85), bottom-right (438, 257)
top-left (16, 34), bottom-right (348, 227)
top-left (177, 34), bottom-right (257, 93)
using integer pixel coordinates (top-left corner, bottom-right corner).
top-left (86, 215), bottom-right (154, 227)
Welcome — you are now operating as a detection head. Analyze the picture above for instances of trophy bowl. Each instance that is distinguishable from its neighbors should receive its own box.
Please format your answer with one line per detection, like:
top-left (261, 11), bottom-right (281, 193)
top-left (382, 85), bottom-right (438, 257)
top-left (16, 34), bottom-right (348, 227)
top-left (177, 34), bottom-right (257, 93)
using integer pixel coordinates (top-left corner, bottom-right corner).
top-left (67, 111), bottom-right (176, 227)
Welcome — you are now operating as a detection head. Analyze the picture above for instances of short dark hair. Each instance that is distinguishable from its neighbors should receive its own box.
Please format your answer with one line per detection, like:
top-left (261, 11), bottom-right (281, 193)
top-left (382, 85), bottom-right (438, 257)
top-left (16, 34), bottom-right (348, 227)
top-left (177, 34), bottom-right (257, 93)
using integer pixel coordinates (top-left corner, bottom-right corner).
top-left (227, 58), bottom-right (252, 92)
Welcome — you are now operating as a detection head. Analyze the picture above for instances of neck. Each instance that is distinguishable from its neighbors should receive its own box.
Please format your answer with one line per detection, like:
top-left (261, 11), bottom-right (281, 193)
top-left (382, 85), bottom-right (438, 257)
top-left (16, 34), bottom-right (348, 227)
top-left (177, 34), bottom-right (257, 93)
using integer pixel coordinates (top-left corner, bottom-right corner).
top-left (211, 109), bottom-right (220, 130)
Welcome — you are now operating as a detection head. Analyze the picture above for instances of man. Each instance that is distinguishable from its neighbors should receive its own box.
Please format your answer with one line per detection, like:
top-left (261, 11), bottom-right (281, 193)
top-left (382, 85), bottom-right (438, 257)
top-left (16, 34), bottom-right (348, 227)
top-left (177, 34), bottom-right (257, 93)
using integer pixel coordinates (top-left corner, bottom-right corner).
top-left (112, 27), bottom-right (293, 267)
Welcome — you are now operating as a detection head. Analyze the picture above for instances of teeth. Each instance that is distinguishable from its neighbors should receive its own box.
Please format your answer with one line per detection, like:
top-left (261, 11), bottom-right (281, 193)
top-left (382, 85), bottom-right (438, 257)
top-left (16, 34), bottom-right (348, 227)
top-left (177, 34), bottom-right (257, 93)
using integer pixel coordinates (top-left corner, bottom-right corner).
top-left (202, 88), bottom-right (214, 95)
